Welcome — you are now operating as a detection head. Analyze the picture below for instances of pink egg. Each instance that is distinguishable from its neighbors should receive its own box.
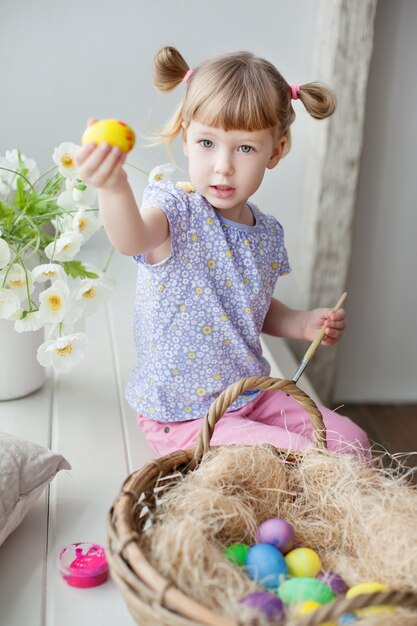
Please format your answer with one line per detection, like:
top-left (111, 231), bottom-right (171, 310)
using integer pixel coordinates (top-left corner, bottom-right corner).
top-left (256, 518), bottom-right (294, 554)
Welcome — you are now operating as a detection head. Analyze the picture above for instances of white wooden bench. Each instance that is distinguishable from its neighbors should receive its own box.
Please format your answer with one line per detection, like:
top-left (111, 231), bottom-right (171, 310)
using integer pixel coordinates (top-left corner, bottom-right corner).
top-left (0, 253), bottom-right (319, 626)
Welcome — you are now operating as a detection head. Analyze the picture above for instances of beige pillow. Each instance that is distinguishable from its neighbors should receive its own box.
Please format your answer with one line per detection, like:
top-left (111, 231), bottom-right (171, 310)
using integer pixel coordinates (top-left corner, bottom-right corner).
top-left (0, 431), bottom-right (71, 546)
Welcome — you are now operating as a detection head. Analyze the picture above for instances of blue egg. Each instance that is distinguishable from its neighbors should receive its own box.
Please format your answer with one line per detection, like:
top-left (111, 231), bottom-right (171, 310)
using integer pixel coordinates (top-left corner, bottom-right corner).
top-left (338, 613), bottom-right (358, 624)
top-left (246, 543), bottom-right (288, 589)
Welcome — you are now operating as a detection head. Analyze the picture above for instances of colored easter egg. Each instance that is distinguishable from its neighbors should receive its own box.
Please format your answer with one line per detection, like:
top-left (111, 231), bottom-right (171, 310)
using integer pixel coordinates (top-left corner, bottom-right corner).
top-left (317, 571), bottom-right (349, 595)
top-left (240, 592), bottom-right (285, 621)
top-left (256, 518), bottom-right (294, 554)
top-left (285, 547), bottom-right (322, 578)
top-left (338, 613), bottom-right (358, 624)
top-left (292, 601), bottom-right (337, 626)
top-left (346, 582), bottom-right (394, 617)
top-left (81, 119), bottom-right (135, 153)
top-left (224, 543), bottom-right (249, 566)
top-left (276, 577), bottom-right (335, 606)
top-left (246, 543), bottom-right (288, 589)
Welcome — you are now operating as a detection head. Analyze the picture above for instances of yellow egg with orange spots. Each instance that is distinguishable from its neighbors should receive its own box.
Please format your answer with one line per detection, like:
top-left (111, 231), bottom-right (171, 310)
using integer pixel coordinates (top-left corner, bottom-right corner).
top-left (81, 119), bottom-right (135, 153)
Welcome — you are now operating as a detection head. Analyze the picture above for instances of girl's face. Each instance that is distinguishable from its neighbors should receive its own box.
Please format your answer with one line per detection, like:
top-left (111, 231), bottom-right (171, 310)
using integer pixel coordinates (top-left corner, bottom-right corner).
top-left (182, 121), bottom-right (285, 221)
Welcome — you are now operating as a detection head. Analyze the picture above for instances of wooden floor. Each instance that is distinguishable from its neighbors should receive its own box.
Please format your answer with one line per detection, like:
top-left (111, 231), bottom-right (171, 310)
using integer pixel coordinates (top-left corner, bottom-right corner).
top-left (337, 403), bottom-right (417, 484)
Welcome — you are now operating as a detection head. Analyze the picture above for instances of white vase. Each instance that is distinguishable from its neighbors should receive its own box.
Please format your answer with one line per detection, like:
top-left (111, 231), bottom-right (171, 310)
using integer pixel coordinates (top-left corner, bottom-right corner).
top-left (0, 320), bottom-right (46, 401)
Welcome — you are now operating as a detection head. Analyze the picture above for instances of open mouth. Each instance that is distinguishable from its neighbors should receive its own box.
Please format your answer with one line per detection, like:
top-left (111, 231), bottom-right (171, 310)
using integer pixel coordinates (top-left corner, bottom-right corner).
top-left (210, 185), bottom-right (235, 198)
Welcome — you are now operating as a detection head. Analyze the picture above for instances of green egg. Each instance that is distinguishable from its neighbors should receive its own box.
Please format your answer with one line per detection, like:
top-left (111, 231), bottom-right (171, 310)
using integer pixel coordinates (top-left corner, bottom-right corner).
top-left (224, 543), bottom-right (250, 566)
top-left (276, 577), bottom-right (335, 605)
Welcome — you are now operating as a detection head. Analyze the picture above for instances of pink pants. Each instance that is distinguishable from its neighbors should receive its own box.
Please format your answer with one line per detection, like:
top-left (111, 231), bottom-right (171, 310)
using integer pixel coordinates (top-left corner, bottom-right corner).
top-left (138, 390), bottom-right (371, 460)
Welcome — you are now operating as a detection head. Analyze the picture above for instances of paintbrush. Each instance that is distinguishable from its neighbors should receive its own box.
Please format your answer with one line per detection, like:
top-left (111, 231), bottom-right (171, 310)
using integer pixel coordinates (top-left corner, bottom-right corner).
top-left (291, 292), bottom-right (348, 384)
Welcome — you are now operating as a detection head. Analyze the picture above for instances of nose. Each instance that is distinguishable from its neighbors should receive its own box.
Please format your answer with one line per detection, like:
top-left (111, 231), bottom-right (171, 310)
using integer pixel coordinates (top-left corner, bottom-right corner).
top-left (215, 150), bottom-right (234, 176)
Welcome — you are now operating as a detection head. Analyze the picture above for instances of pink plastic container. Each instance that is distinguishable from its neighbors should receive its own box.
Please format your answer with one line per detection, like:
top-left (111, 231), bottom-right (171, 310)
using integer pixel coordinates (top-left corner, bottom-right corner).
top-left (58, 542), bottom-right (109, 588)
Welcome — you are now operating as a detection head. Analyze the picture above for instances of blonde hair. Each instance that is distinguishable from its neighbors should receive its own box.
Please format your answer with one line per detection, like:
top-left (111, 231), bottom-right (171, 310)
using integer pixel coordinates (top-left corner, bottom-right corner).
top-left (153, 46), bottom-right (336, 157)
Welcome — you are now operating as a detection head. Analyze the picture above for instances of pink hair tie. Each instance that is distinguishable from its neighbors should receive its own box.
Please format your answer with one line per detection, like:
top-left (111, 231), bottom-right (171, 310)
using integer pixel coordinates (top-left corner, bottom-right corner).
top-left (290, 84), bottom-right (300, 100)
top-left (183, 68), bottom-right (194, 84)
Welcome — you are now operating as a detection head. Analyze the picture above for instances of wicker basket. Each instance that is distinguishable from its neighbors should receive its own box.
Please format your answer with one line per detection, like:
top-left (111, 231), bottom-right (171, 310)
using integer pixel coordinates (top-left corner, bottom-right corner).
top-left (106, 376), bottom-right (417, 625)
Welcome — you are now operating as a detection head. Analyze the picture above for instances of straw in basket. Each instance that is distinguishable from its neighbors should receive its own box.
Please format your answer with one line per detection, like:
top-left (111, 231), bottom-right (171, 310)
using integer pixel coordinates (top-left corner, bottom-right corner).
top-left (106, 375), bottom-right (417, 626)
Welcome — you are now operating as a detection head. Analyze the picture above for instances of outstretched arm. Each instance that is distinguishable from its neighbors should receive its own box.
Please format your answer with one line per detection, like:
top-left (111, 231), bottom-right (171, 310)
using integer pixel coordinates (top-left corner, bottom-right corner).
top-left (75, 141), bottom-right (169, 256)
top-left (262, 297), bottom-right (346, 345)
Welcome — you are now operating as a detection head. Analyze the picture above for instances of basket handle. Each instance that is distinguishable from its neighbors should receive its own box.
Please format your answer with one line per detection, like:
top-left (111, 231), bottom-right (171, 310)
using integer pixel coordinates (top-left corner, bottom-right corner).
top-left (292, 589), bottom-right (417, 625)
top-left (193, 376), bottom-right (326, 462)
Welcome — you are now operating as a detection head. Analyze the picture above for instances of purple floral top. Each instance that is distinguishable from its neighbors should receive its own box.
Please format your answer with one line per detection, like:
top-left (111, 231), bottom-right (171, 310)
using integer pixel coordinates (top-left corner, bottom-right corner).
top-left (126, 181), bottom-right (290, 422)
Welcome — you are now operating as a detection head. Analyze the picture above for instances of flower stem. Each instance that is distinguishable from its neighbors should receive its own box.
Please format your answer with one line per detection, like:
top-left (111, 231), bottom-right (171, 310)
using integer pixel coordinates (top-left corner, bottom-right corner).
top-left (0, 166), bottom-right (35, 192)
top-left (102, 245), bottom-right (115, 273)
top-left (125, 162), bottom-right (149, 177)
top-left (32, 165), bottom-right (58, 186)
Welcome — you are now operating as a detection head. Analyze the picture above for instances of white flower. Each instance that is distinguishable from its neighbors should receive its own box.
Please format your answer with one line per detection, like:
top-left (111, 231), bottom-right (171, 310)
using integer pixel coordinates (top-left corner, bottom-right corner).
top-left (0, 238), bottom-right (11, 269)
top-left (44, 305), bottom-right (84, 340)
top-left (52, 142), bottom-right (79, 178)
top-left (57, 178), bottom-right (97, 209)
top-left (14, 309), bottom-right (45, 333)
top-left (44, 231), bottom-right (83, 261)
top-left (56, 189), bottom-right (77, 211)
top-left (82, 263), bottom-right (116, 289)
top-left (148, 163), bottom-right (175, 184)
top-left (51, 212), bottom-right (74, 233)
top-left (38, 279), bottom-right (70, 323)
top-left (37, 333), bottom-right (88, 373)
top-left (32, 263), bottom-right (67, 284)
top-left (1, 263), bottom-right (34, 302)
top-left (0, 287), bottom-right (20, 319)
top-left (71, 180), bottom-right (97, 205)
top-left (1, 150), bottom-right (40, 189)
top-left (96, 272), bottom-right (116, 290)
top-left (72, 208), bottom-right (101, 243)
top-left (72, 278), bottom-right (110, 315)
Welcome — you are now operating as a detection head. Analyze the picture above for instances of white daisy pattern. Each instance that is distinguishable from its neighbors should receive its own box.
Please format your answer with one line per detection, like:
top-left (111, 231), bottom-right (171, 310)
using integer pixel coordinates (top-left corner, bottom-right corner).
top-left (126, 181), bottom-right (290, 422)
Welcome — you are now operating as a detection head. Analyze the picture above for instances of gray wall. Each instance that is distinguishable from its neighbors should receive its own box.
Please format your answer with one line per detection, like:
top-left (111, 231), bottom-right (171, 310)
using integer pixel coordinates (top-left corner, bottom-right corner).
top-left (0, 0), bottom-right (321, 311)
top-left (334, 0), bottom-right (417, 402)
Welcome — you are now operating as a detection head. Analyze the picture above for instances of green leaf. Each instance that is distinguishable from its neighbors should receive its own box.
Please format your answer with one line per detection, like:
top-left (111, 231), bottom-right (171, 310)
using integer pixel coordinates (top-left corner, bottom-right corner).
top-left (74, 179), bottom-right (87, 191)
top-left (62, 260), bottom-right (99, 280)
top-left (41, 172), bottom-right (65, 196)
top-left (14, 151), bottom-right (31, 210)
top-left (15, 175), bottom-right (28, 210)
top-left (0, 201), bottom-right (16, 229)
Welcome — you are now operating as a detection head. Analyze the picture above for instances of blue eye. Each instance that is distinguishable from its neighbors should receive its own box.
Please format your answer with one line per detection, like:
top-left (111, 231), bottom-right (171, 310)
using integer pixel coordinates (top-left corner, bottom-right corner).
top-left (200, 139), bottom-right (214, 148)
top-left (239, 145), bottom-right (253, 153)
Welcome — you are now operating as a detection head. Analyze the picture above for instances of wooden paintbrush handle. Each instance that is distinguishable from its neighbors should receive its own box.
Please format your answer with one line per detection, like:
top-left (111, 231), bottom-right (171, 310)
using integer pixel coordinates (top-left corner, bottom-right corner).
top-left (303, 292), bottom-right (348, 361)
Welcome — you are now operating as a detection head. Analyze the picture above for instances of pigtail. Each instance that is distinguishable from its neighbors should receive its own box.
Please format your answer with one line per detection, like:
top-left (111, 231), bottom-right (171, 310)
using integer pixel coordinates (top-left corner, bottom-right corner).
top-left (153, 46), bottom-right (189, 92)
top-left (150, 46), bottom-right (190, 146)
top-left (297, 82), bottom-right (337, 119)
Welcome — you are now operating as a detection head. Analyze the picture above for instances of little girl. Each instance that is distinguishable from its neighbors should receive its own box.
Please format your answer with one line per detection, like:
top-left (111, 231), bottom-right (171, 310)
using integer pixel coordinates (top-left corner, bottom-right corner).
top-left (75, 47), bottom-right (370, 458)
